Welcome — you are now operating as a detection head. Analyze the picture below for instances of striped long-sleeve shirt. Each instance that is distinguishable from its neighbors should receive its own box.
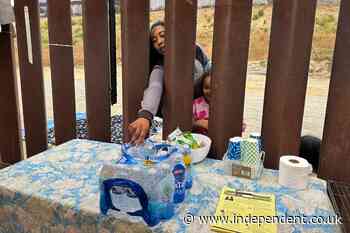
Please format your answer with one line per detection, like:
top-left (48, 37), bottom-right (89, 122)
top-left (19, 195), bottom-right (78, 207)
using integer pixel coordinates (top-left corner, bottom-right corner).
top-left (137, 45), bottom-right (211, 122)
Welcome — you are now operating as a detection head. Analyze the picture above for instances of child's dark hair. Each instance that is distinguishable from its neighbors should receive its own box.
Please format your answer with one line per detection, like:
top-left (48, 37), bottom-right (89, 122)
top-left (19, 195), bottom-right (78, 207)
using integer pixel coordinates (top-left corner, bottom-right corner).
top-left (200, 69), bottom-right (211, 87)
top-left (201, 69), bottom-right (212, 91)
top-left (194, 69), bottom-right (212, 98)
top-left (299, 135), bottom-right (321, 173)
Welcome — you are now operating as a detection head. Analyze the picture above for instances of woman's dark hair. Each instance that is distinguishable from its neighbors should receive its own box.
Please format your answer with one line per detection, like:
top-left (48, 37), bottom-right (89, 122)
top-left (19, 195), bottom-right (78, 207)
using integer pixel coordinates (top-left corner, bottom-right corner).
top-left (150, 20), bottom-right (165, 33)
top-left (149, 20), bottom-right (165, 73)
top-left (148, 19), bottom-right (209, 76)
top-left (299, 135), bottom-right (321, 173)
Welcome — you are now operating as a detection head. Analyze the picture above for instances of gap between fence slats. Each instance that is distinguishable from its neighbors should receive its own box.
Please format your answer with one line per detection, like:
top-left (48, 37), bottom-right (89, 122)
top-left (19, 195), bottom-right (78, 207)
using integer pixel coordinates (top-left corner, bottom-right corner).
top-left (109, 0), bottom-right (117, 105)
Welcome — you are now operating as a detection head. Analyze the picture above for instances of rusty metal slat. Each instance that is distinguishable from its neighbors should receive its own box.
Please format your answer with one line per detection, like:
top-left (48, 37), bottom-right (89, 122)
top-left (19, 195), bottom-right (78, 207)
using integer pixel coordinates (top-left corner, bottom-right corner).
top-left (261, 0), bottom-right (317, 169)
top-left (120, 0), bottom-right (149, 142)
top-left (319, 0), bottom-right (350, 183)
top-left (0, 25), bottom-right (22, 164)
top-left (163, 0), bottom-right (198, 138)
top-left (14, 0), bottom-right (47, 157)
top-left (208, 0), bottom-right (253, 159)
top-left (47, 0), bottom-right (76, 145)
top-left (82, 0), bottom-right (111, 142)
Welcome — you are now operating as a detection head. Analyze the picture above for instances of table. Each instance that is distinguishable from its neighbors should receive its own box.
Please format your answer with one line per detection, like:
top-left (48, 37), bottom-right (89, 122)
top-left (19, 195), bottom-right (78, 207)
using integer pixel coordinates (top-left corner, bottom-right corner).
top-left (0, 139), bottom-right (342, 233)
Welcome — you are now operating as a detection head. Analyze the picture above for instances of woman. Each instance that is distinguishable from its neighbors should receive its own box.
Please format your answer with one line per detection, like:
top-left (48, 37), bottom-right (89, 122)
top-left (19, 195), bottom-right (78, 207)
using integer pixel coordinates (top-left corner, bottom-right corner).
top-left (128, 20), bottom-right (211, 144)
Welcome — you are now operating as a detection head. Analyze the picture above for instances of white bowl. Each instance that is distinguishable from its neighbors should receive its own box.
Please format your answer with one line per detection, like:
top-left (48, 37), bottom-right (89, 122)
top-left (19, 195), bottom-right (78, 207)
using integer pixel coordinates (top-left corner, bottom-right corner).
top-left (191, 133), bottom-right (212, 164)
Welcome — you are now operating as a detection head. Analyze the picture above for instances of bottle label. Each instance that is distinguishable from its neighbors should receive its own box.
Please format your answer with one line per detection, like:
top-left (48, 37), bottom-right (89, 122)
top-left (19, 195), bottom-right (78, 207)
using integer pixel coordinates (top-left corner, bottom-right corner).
top-left (172, 164), bottom-right (186, 203)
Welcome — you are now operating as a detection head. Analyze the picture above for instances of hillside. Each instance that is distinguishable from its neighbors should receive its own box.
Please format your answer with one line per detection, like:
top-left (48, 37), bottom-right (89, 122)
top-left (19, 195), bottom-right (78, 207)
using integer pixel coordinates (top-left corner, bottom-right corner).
top-left (39, 5), bottom-right (339, 75)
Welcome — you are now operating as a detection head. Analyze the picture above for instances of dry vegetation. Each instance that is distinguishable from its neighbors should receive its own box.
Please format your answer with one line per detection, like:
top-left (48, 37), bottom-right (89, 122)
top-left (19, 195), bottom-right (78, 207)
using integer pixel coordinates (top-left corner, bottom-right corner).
top-left (39, 4), bottom-right (339, 72)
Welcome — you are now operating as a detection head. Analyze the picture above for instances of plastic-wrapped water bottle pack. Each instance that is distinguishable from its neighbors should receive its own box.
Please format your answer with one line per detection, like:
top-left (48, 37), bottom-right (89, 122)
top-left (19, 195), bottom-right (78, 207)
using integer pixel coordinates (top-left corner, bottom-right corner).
top-left (99, 140), bottom-right (192, 226)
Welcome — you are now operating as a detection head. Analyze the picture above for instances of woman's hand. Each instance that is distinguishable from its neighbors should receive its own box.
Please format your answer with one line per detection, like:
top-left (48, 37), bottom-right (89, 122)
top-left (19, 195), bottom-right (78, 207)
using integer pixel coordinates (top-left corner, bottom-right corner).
top-left (128, 118), bottom-right (150, 145)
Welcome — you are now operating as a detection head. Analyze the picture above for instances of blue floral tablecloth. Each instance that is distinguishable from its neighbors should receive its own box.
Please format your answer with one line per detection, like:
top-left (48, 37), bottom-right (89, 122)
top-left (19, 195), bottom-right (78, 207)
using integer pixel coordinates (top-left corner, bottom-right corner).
top-left (0, 139), bottom-right (342, 233)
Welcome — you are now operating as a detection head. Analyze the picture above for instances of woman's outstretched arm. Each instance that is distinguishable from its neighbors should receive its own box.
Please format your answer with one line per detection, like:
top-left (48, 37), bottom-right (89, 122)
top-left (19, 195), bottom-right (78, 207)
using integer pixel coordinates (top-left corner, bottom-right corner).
top-left (128, 66), bottom-right (164, 144)
top-left (137, 65), bottom-right (164, 121)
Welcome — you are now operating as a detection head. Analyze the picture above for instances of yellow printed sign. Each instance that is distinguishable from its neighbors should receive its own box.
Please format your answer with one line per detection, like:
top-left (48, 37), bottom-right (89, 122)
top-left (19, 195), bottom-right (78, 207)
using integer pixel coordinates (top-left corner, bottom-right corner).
top-left (211, 186), bottom-right (277, 233)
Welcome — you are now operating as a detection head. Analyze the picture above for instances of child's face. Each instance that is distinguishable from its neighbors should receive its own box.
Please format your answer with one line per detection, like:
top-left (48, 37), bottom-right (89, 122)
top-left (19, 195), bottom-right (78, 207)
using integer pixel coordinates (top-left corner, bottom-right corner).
top-left (151, 25), bottom-right (165, 55)
top-left (203, 75), bottom-right (211, 102)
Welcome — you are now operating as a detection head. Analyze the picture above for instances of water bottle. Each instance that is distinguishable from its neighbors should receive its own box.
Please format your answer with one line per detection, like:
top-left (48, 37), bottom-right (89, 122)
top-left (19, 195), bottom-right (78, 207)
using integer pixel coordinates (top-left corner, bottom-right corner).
top-left (148, 163), bottom-right (175, 220)
top-left (171, 153), bottom-right (186, 204)
top-left (183, 145), bottom-right (193, 189)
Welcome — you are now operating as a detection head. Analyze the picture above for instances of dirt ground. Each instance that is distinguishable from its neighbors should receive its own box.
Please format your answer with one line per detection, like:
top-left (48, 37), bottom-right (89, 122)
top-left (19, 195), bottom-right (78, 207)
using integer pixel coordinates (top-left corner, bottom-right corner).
top-left (39, 62), bottom-right (330, 140)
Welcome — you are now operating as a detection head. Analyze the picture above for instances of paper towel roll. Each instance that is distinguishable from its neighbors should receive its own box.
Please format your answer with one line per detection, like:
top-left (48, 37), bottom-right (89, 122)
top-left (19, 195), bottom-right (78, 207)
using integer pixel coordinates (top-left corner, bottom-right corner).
top-left (278, 155), bottom-right (312, 189)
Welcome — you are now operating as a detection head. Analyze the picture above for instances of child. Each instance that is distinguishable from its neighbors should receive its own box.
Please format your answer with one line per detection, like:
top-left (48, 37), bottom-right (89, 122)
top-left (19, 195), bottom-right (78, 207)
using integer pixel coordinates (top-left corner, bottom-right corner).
top-left (192, 70), bottom-right (211, 134)
top-left (192, 70), bottom-right (246, 134)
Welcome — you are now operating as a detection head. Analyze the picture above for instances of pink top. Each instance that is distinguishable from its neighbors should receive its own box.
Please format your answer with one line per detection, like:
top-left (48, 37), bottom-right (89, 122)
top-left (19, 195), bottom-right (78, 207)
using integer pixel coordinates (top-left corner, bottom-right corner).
top-left (192, 96), bottom-right (247, 133)
top-left (193, 96), bottom-right (209, 120)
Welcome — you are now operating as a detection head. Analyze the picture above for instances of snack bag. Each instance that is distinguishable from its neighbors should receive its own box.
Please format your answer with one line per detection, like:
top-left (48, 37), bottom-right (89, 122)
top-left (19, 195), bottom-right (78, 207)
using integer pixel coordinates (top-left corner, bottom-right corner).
top-left (168, 128), bottom-right (201, 149)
